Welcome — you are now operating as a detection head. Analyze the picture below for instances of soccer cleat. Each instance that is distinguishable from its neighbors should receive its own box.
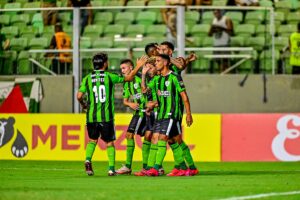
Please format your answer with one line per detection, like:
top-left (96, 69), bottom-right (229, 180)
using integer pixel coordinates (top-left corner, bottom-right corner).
top-left (85, 161), bottom-right (94, 176)
top-left (166, 168), bottom-right (180, 176)
top-left (116, 164), bottom-right (132, 175)
top-left (108, 170), bottom-right (117, 176)
top-left (176, 169), bottom-right (188, 176)
top-left (134, 168), bottom-right (147, 176)
top-left (188, 168), bottom-right (199, 176)
top-left (158, 167), bottom-right (165, 176)
top-left (146, 168), bottom-right (159, 176)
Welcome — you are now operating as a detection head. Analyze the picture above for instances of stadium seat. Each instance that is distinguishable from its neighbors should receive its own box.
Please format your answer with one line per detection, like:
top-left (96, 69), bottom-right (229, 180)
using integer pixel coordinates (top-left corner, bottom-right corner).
top-left (277, 24), bottom-right (297, 37)
top-left (275, 0), bottom-right (293, 15)
top-left (32, 13), bottom-right (44, 33)
top-left (17, 51), bottom-right (32, 75)
top-left (1, 50), bottom-right (17, 75)
top-left (260, 0), bottom-right (273, 7)
top-left (9, 37), bottom-right (28, 52)
top-left (226, 11), bottom-right (243, 26)
top-left (124, 24), bottom-right (145, 37)
top-left (244, 11), bottom-right (265, 25)
top-left (114, 11), bottom-right (135, 25)
top-left (0, 14), bottom-right (10, 26)
top-left (127, 0), bottom-right (145, 6)
top-left (235, 24), bottom-right (255, 37)
top-left (230, 36), bottom-right (245, 47)
top-left (186, 37), bottom-right (202, 47)
top-left (212, 0), bottom-right (227, 6)
top-left (58, 12), bottom-right (72, 26)
top-left (266, 11), bottom-right (285, 25)
top-left (4, 2), bottom-right (21, 15)
top-left (10, 14), bottom-right (30, 28)
top-left (147, 0), bottom-right (165, 6)
top-left (185, 11), bottom-right (200, 26)
top-left (92, 37), bottom-right (114, 48)
top-left (41, 25), bottom-right (54, 39)
top-left (91, 0), bottom-right (105, 7)
top-left (255, 24), bottom-right (271, 37)
top-left (146, 25), bottom-right (166, 37)
top-left (190, 52), bottom-right (211, 73)
top-left (237, 50), bottom-right (258, 73)
top-left (93, 12), bottom-right (113, 25)
top-left (245, 37), bottom-right (266, 51)
top-left (274, 36), bottom-right (288, 51)
top-left (23, 2), bottom-right (40, 18)
top-left (286, 12), bottom-right (300, 25)
top-left (1, 26), bottom-right (19, 39)
top-left (82, 24), bottom-right (103, 39)
top-left (201, 11), bottom-right (214, 24)
top-left (28, 37), bottom-right (49, 49)
top-left (103, 24), bottom-right (125, 37)
top-left (259, 49), bottom-right (280, 73)
top-left (19, 26), bottom-right (39, 40)
top-left (136, 11), bottom-right (157, 26)
top-left (80, 37), bottom-right (92, 49)
top-left (133, 36), bottom-right (164, 48)
top-left (190, 24), bottom-right (210, 37)
top-left (201, 36), bottom-right (213, 47)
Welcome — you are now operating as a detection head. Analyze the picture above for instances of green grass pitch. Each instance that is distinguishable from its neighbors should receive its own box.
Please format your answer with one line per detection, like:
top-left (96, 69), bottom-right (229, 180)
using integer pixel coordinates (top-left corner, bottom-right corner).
top-left (1, 161), bottom-right (300, 200)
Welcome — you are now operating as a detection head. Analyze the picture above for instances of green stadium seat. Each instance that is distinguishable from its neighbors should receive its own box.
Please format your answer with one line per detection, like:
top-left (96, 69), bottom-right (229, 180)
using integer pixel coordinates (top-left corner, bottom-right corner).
top-left (58, 12), bottom-right (72, 26)
top-left (201, 36), bottom-right (213, 47)
top-left (278, 24), bottom-right (297, 37)
top-left (235, 24), bottom-right (255, 37)
top-left (114, 11), bottom-right (135, 25)
top-left (274, 36), bottom-right (288, 51)
top-left (82, 57), bottom-right (93, 77)
top-left (266, 11), bottom-right (285, 25)
top-left (186, 37), bottom-right (203, 47)
top-left (125, 24), bottom-right (145, 37)
top-left (0, 14), bottom-right (10, 26)
top-left (202, 11), bottom-right (214, 24)
top-left (230, 36), bottom-right (245, 47)
top-left (190, 52), bottom-right (211, 73)
top-left (10, 14), bottom-right (30, 28)
top-left (245, 37), bottom-right (266, 51)
top-left (275, 0), bottom-right (293, 15)
top-left (255, 24), bottom-right (271, 37)
top-left (127, 0), bottom-right (145, 6)
top-left (260, 0), bottom-right (273, 7)
top-left (190, 24), bottom-right (210, 37)
top-left (41, 25), bottom-right (54, 39)
top-left (10, 37), bottom-right (28, 52)
top-left (226, 11), bottom-right (243, 26)
top-left (146, 25), bottom-right (166, 37)
top-left (93, 12), bottom-right (113, 25)
top-left (134, 36), bottom-right (157, 48)
top-left (32, 13), bottom-right (44, 33)
top-left (1, 26), bottom-right (19, 39)
top-left (1, 50), bottom-right (17, 75)
top-left (103, 24), bottom-right (125, 37)
top-left (136, 11), bottom-right (157, 26)
top-left (19, 26), bottom-right (39, 40)
top-left (237, 50), bottom-right (258, 73)
top-left (212, 0), bottom-right (227, 6)
top-left (244, 11), bottom-right (265, 25)
top-left (92, 37), bottom-right (114, 48)
top-left (17, 51), bottom-right (32, 75)
top-left (28, 37), bottom-right (49, 49)
top-left (185, 11), bottom-right (200, 26)
top-left (109, 52), bottom-right (127, 71)
top-left (80, 37), bottom-right (91, 49)
top-left (286, 12), bottom-right (300, 25)
top-left (82, 24), bottom-right (103, 39)
top-left (4, 2), bottom-right (21, 15)
top-left (105, 1), bottom-right (123, 6)
top-left (259, 49), bottom-right (280, 73)
top-left (23, 2), bottom-right (40, 18)
top-left (91, 0), bottom-right (105, 7)
top-left (147, 0), bottom-right (165, 6)
top-left (63, 25), bottom-right (73, 37)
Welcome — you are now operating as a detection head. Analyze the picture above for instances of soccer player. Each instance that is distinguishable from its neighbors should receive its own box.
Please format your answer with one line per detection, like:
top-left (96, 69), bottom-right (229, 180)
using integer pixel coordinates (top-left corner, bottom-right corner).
top-left (143, 54), bottom-right (193, 176)
top-left (77, 52), bottom-right (147, 176)
top-left (115, 59), bottom-right (150, 175)
top-left (157, 41), bottom-right (199, 176)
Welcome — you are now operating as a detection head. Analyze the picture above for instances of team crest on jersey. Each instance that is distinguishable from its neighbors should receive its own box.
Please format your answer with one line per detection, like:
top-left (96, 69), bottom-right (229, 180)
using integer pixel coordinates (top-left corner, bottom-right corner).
top-left (134, 83), bottom-right (139, 89)
top-left (165, 81), bottom-right (170, 87)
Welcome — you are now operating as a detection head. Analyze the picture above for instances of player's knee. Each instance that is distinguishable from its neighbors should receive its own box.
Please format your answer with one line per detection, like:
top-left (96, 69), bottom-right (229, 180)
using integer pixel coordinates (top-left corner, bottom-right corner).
top-left (126, 132), bottom-right (134, 139)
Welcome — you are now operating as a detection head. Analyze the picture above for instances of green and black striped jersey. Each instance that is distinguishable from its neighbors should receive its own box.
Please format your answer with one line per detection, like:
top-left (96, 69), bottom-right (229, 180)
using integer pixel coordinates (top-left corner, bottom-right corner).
top-left (123, 73), bottom-right (147, 117)
top-left (79, 70), bottom-right (125, 123)
top-left (170, 64), bottom-right (184, 121)
top-left (148, 71), bottom-right (185, 120)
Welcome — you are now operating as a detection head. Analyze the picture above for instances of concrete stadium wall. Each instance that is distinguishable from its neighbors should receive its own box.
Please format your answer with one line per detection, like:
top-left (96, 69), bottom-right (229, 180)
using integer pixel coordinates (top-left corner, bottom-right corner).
top-left (183, 74), bottom-right (300, 113)
top-left (1, 75), bottom-right (300, 113)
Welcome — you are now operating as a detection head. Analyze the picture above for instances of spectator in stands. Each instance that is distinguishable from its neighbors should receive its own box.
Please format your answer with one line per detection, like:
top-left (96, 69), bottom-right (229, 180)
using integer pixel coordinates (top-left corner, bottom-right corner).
top-left (194, 0), bottom-right (212, 5)
top-left (42, 0), bottom-right (58, 26)
top-left (235, 0), bottom-right (259, 6)
top-left (68, 0), bottom-right (93, 35)
top-left (288, 22), bottom-right (300, 74)
top-left (46, 23), bottom-right (72, 74)
top-left (208, 9), bottom-right (234, 73)
top-left (0, 24), bottom-right (10, 74)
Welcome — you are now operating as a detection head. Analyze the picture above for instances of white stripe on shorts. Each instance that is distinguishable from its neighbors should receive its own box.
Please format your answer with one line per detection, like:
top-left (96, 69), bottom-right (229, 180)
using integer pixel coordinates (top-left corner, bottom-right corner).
top-left (176, 121), bottom-right (181, 134)
top-left (134, 117), bottom-right (143, 134)
top-left (166, 119), bottom-right (173, 136)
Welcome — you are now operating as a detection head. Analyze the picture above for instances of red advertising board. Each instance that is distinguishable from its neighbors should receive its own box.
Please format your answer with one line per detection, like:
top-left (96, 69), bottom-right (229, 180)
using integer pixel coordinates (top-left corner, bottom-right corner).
top-left (222, 114), bottom-right (300, 161)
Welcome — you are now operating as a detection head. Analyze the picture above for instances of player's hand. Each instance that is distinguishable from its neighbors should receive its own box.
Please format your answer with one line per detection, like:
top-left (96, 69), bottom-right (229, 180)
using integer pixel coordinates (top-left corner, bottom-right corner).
top-left (187, 52), bottom-right (197, 62)
top-left (136, 55), bottom-right (148, 69)
top-left (186, 113), bottom-right (193, 127)
top-left (129, 102), bottom-right (139, 110)
top-left (142, 65), bottom-right (150, 75)
top-left (155, 44), bottom-right (163, 54)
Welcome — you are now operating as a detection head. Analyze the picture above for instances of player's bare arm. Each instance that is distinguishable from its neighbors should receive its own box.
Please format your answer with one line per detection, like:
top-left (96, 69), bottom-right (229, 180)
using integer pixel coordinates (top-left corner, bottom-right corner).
top-left (124, 55), bottom-right (148, 82)
top-left (185, 52), bottom-right (197, 66)
top-left (123, 98), bottom-right (139, 111)
top-left (141, 64), bottom-right (151, 93)
top-left (77, 91), bottom-right (87, 110)
top-left (180, 91), bottom-right (193, 127)
top-left (170, 57), bottom-right (185, 70)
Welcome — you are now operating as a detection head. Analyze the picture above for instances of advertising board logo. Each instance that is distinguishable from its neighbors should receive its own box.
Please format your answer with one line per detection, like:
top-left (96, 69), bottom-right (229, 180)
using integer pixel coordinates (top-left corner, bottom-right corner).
top-left (0, 117), bottom-right (28, 158)
top-left (272, 115), bottom-right (300, 161)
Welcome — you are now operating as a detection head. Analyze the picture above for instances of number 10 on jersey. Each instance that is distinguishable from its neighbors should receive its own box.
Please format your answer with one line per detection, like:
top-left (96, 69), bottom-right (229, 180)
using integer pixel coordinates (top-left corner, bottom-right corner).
top-left (93, 85), bottom-right (106, 103)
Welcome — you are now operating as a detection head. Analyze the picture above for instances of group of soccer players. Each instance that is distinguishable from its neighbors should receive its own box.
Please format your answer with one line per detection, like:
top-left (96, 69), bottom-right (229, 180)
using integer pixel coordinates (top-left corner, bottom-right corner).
top-left (77, 41), bottom-right (198, 177)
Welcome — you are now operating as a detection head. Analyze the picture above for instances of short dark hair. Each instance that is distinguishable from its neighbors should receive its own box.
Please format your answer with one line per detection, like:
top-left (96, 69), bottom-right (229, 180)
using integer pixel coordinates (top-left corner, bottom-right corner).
top-left (160, 41), bottom-right (174, 51)
top-left (157, 54), bottom-right (170, 64)
top-left (55, 23), bottom-right (63, 32)
top-left (145, 42), bottom-right (158, 55)
top-left (93, 52), bottom-right (108, 70)
top-left (120, 58), bottom-right (134, 67)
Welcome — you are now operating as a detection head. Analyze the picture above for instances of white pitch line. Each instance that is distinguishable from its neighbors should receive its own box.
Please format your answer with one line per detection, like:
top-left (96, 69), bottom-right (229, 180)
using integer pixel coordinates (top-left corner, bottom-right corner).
top-left (217, 191), bottom-right (300, 200)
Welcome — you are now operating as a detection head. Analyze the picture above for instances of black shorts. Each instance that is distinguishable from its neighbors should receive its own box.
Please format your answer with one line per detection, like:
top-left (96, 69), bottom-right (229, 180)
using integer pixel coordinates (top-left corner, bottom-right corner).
top-left (145, 112), bottom-right (157, 132)
top-left (86, 121), bottom-right (116, 142)
top-left (153, 118), bottom-right (181, 137)
top-left (127, 115), bottom-right (147, 136)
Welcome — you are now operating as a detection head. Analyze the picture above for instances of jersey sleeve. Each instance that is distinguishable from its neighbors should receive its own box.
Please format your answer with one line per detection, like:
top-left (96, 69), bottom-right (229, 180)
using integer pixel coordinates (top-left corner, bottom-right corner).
top-left (79, 76), bottom-right (88, 93)
top-left (123, 83), bottom-right (130, 99)
top-left (173, 74), bottom-right (186, 93)
top-left (109, 72), bottom-right (125, 84)
top-left (147, 76), bottom-right (157, 90)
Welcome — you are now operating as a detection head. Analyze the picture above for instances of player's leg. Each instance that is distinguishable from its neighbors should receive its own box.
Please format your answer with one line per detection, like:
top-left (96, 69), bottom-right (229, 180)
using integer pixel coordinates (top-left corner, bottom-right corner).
top-left (85, 123), bottom-right (101, 176)
top-left (146, 119), bottom-right (160, 173)
top-left (100, 121), bottom-right (117, 176)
